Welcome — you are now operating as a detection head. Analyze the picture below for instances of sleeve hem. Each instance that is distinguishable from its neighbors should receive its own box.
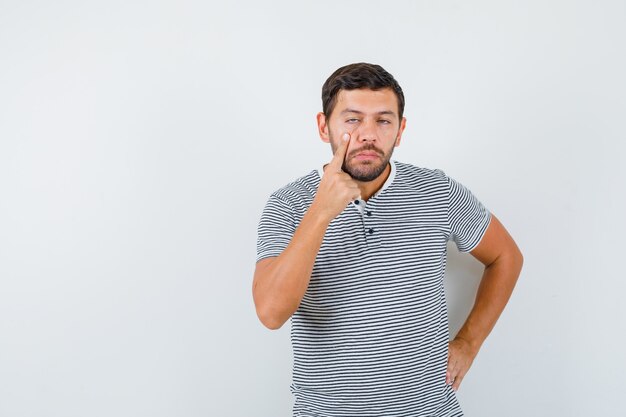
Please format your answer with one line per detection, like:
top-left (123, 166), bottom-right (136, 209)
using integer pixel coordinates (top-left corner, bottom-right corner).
top-left (458, 211), bottom-right (492, 253)
top-left (256, 252), bottom-right (281, 263)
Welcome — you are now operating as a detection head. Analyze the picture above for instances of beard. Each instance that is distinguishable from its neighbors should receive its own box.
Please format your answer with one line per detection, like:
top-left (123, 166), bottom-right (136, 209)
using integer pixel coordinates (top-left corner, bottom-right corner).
top-left (342, 144), bottom-right (393, 181)
top-left (330, 132), bottom-right (396, 182)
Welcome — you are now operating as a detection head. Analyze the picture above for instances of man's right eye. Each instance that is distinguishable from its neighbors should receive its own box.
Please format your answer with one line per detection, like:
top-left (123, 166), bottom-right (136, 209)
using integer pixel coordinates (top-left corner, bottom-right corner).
top-left (346, 118), bottom-right (359, 123)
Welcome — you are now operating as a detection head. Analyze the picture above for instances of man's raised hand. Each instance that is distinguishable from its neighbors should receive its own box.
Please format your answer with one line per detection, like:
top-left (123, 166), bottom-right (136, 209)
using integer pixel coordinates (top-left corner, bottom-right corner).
top-left (312, 132), bottom-right (361, 223)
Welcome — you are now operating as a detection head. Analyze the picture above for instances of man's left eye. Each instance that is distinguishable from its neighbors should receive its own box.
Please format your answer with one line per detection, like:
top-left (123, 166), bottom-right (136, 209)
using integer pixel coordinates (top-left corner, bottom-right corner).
top-left (379, 120), bottom-right (391, 124)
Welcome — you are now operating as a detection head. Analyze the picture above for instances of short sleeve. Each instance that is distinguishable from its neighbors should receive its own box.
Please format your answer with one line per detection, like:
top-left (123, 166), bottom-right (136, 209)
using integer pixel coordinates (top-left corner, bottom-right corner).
top-left (447, 175), bottom-right (492, 252)
top-left (256, 194), bottom-right (297, 262)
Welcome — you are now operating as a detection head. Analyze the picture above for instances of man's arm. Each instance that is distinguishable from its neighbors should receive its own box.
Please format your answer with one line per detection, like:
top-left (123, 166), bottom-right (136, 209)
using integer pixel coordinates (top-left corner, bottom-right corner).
top-left (253, 206), bottom-right (331, 330)
top-left (446, 214), bottom-right (523, 390)
top-left (253, 133), bottom-right (358, 330)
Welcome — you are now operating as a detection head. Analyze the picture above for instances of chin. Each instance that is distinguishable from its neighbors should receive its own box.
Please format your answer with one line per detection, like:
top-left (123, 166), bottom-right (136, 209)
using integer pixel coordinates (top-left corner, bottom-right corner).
top-left (345, 161), bottom-right (388, 182)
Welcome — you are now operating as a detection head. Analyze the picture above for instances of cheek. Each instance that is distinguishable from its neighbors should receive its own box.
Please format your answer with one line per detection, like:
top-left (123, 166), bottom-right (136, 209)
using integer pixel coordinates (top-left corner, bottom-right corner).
top-left (328, 123), bottom-right (346, 139)
top-left (343, 123), bottom-right (359, 135)
top-left (378, 126), bottom-right (399, 143)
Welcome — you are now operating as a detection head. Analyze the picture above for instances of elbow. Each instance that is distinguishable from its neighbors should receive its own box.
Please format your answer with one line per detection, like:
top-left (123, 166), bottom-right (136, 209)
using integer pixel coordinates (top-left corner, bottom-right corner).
top-left (514, 246), bottom-right (524, 272)
top-left (503, 246), bottom-right (524, 284)
top-left (491, 245), bottom-right (524, 278)
top-left (262, 319), bottom-right (284, 331)
top-left (252, 264), bottom-right (295, 330)
top-left (255, 305), bottom-right (289, 330)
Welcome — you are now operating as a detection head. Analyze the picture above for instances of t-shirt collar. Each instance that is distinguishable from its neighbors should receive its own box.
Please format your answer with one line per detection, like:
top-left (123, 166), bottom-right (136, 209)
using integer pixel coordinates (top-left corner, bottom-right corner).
top-left (317, 160), bottom-right (396, 198)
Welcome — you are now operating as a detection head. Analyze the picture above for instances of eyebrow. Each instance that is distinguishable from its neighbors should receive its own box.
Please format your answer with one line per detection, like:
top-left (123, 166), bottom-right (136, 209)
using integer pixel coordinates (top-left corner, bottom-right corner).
top-left (340, 108), bottom-right (397, 117)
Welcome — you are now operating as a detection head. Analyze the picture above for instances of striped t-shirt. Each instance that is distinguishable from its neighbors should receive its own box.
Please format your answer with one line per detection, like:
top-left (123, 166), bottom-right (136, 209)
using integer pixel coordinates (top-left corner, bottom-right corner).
top-left (256, 160), bottom-right (491, 417)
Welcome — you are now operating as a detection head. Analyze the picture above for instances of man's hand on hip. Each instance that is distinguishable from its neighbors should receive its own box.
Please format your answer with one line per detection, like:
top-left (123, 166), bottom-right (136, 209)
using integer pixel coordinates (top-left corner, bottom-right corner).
top-left (446, 337), bottom-right (479, 391)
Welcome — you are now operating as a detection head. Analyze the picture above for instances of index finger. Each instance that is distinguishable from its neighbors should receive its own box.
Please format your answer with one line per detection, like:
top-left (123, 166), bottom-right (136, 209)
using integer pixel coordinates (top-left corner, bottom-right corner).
top-left (328, 132), bottom-right (351, 170)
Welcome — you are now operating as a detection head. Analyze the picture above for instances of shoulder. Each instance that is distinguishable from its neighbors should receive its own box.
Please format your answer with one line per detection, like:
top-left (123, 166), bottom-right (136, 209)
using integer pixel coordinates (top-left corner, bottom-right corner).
top-left (392, 161), bottom-right (450, 188)
top-left (267, 170), bottom-right (319, 208)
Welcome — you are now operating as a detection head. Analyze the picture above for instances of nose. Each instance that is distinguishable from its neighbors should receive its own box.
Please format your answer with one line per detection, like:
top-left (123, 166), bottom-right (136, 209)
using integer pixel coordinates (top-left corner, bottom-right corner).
top-left (353, 118), bottom-right (377, 142)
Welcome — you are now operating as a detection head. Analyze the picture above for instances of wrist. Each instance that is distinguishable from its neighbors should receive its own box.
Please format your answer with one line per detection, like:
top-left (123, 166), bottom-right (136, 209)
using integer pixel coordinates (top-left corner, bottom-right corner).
top-left (453, 334), bottom-right (482, 356)
top-left (307, 199), bottom-right (335, 226)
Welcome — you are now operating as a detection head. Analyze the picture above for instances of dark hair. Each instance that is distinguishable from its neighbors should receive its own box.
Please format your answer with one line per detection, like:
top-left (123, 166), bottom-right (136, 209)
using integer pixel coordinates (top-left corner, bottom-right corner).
top-left (321, 62), bottom-right (405, 120)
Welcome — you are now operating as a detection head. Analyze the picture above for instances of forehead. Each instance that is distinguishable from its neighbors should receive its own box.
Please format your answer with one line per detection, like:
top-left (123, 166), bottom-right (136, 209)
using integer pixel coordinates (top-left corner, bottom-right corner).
top-left (335, 88), bottom-right (398, 114)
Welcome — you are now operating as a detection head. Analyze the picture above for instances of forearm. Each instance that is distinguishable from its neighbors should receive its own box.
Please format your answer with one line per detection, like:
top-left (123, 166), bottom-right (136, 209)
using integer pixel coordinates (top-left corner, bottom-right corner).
top-left (454, 251), bottom-right (523, 354)
top-left (253, 203), bottom-right (331, 329)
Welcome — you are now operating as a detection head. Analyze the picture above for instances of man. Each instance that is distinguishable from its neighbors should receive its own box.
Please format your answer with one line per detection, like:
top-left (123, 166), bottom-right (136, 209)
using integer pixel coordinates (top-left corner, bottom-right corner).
top-left (253, 63), bottom-right (523, 416)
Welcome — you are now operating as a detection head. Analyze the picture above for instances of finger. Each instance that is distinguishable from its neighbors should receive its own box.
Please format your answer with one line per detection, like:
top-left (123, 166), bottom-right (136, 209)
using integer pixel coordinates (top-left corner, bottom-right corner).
top-left (446, 369), bottom-right (458, 386)
top-left (328, 132), bottom-right (351, 170)
top-left (343, 177), bottom-right (361, 200)
top-left (452, 374), bottom-right (463, 391)
top-left (446, 355), bottom-right (456, 385)
top-left (446, 360), bottom-right (461, 386)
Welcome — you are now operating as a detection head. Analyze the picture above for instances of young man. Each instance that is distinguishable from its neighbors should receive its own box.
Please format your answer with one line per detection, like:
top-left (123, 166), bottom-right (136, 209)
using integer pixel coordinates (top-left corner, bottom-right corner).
top-left (253, 63), bottom-right (523, 416)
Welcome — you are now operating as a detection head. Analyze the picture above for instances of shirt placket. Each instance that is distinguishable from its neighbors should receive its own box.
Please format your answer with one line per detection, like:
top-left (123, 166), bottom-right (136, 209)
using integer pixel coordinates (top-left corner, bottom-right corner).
top-left (352, 198), bottom-right (381, 248)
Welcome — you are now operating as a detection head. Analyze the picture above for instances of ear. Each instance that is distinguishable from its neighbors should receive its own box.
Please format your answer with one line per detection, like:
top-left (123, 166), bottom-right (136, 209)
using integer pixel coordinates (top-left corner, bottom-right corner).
top-left (394, 117), bottom-right (407, 147)
top-left (316, 112), bottom-right (330, 143)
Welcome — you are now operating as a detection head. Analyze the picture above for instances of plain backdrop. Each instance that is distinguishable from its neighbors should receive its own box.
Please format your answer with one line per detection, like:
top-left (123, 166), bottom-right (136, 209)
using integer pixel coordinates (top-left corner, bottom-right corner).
top-left (1, 1), bottom-right (625, 416)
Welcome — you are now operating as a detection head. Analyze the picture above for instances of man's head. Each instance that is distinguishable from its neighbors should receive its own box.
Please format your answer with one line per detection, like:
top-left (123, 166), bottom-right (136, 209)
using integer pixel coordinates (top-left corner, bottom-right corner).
top-left (321, 63), bottom-right (405, 121)
top-left (317, 63), bottom-right (407, 182)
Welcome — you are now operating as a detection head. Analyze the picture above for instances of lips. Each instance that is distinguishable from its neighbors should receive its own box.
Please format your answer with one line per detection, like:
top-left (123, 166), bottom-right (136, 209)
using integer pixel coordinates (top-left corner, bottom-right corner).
top-left (352, 150), bottom-right (382, 161)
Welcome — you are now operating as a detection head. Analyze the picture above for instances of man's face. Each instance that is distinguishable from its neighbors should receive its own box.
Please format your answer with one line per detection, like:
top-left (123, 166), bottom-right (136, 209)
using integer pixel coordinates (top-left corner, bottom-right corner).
top-left (318, 88), bottom-right (406, 182)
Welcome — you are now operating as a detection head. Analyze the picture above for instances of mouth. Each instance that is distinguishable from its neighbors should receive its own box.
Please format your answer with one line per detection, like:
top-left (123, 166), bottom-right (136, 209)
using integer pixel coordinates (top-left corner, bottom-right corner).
top-left (351, 150), bottom-right (382, 161)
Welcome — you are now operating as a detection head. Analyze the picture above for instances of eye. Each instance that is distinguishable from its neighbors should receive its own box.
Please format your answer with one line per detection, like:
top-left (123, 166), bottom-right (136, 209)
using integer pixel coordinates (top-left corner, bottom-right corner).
top-left (346, 118), bottom-right (360, 123)
top-left (378, 119), bottom-right (391, 125)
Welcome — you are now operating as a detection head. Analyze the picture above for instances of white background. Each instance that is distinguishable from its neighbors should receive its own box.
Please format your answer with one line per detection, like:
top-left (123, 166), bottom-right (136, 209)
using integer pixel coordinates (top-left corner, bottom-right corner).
top-left (1, 1), bottom-right (624, 416)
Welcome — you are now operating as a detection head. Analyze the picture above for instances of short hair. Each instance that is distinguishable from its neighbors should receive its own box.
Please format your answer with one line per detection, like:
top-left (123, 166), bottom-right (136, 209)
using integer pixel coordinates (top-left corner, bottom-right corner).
top-left (321, 63), bottom-right (405, 120)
